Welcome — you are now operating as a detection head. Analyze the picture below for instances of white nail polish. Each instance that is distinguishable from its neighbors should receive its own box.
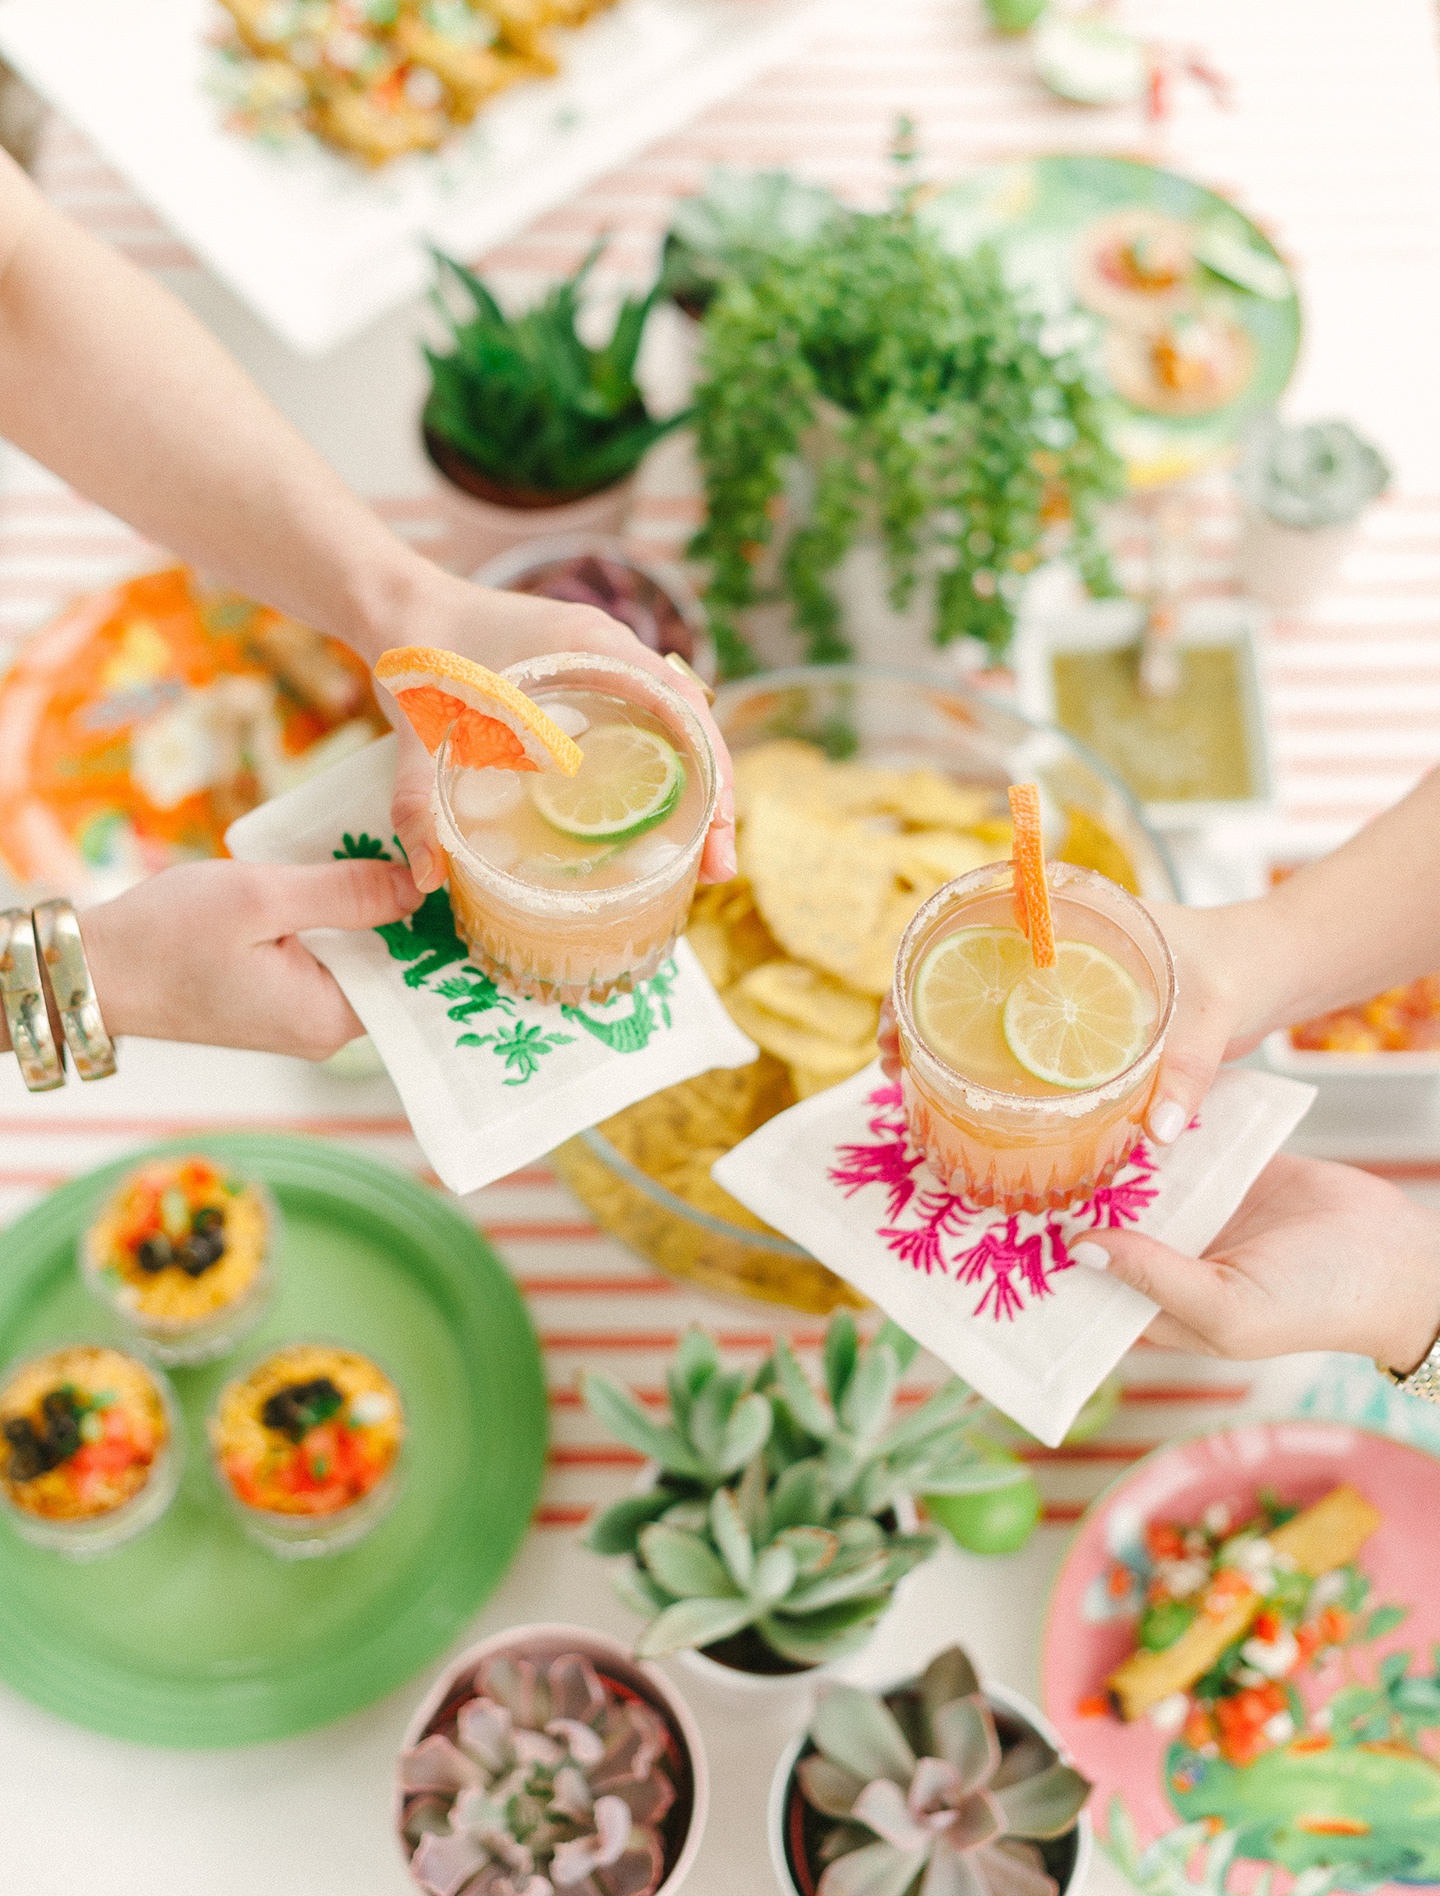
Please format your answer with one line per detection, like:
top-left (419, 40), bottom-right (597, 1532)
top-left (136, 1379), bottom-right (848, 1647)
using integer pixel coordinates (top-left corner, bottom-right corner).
top-left (1150, 1100), bottom-right (1186, 1145)
top-left (1071, 1241), bottom-right (1110, 1271)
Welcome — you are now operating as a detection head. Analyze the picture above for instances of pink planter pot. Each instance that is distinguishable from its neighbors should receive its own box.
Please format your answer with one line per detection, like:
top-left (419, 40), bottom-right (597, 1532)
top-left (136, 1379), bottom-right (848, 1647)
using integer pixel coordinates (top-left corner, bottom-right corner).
top-left (424, 427), bottom-right (637, 573)
top-left (395, 1621), bottom-right (709, 1896)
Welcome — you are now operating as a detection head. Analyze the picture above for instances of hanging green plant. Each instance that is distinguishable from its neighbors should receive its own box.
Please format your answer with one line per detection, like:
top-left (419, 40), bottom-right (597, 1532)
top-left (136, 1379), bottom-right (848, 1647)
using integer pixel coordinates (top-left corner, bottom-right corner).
top-left (687, 173), bottom-right (1126, 677)
top-left (422, 242), bottom-right (684, 504)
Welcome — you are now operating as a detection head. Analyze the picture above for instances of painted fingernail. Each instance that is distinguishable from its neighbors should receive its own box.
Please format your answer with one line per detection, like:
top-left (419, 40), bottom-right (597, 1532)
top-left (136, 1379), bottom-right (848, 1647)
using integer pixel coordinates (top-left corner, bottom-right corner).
top-left (1150, 1100), bottom-right (1187, 1145)
top-left (409, 844), bottom-right (437, 891)
top-left (1071, 1241), bottom-right (1110, 1272)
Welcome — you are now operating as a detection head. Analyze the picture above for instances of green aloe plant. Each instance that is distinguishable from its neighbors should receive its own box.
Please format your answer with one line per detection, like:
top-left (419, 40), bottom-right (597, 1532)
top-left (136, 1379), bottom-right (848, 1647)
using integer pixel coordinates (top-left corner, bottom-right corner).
top-left (422, 244), bottom-right (684, 500)
top-left (792, 1646), bottom-right (1091, 1896)
top-left (582, 1315), bottom-right (1027, 1669)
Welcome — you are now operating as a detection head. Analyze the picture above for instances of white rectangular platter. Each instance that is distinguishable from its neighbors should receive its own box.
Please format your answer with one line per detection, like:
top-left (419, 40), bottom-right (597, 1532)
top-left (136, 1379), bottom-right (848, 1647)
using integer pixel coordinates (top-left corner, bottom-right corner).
top-left (0, 0), bottom-right (829, 355)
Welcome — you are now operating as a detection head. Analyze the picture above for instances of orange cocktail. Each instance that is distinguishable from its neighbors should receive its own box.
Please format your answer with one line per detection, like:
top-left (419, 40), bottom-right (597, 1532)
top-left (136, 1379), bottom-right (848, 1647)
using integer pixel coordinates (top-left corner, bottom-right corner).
top-left (892, 856), bottom-right (1175, 1213)
top-left (432, 652), bottom-right (716, 1005)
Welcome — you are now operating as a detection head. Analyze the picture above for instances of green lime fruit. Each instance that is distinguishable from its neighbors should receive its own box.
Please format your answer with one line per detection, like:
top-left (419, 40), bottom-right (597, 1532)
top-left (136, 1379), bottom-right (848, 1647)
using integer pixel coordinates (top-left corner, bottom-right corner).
top-left (530, 723), bottom-right (684, 844)
top-left (925, 1474), bottom-right (1042, 1555)
top-left (985, 0), bottom-right (1048, 30)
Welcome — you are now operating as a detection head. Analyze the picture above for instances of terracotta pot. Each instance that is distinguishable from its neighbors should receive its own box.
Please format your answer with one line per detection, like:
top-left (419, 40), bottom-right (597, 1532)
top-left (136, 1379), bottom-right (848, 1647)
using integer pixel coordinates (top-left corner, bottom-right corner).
top-left (768, 1675), bottom-right (1094, 1896)
top-left (1235, 506), bottom-right (1362, 611)
top-left (395, 1620), bottom-right (708, 1896)
top-left (423, 425), bottom-right (637, 572)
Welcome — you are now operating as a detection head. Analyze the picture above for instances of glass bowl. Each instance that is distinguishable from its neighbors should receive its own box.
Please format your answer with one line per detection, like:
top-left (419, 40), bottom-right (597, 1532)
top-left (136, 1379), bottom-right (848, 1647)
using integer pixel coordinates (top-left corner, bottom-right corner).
top-left (552, 665), bottom-right (1181, 1314)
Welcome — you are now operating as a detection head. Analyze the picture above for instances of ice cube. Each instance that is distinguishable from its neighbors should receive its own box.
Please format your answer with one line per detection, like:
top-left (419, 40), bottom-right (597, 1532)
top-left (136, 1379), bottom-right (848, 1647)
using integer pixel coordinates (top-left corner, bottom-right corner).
top-left (545, 701), bottom-right (590, 739)
top-left (451, 769), bottom-right (525, 822)
top-left (465, 825), bottom-right (521, 870)
top-left (624, 836), bottom-right (684, 880)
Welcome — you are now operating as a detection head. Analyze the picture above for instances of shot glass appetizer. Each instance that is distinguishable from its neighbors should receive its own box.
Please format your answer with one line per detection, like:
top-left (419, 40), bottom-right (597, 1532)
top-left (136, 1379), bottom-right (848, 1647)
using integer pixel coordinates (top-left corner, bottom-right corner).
top-left (892, 785), bottom-right (1175, 1213)
top-left (0, 1344), bottom-right (181, 1557)
top-left (81, 1154), bottom-right (275, 1366)
top-left (209, 1342), bottom-right (404, 1558)
top-left (376, 646), bottom-right (717, 1004)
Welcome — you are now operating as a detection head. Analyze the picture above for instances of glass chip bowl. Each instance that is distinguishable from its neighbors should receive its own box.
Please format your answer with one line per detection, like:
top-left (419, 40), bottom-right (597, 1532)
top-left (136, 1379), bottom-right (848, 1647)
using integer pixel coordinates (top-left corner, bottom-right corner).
top-left (552, 665), bottom-right (1181, 1315)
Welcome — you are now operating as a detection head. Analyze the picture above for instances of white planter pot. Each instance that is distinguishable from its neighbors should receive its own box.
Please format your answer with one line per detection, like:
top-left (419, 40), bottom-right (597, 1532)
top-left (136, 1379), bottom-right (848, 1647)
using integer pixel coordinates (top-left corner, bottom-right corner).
top-left (658, 1492), bottom-right (921, 1700)
top-left (395, 1620), bottom-right (708, 1896)
top-left (1235, 507), bottom-right (1362, 611)
top-left (767, 1674), bottom-right (1094, 1896)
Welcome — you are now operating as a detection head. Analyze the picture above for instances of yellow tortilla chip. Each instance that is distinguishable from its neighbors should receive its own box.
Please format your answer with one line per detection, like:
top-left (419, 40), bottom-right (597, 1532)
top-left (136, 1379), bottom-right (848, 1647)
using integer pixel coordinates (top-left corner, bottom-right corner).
top-left (788, 1063), bottom-right (850, 1101)
top-left (722, 990), bottom-right (877, 1079)
top-left (687, 917), bottom-right (733, 990)
top-left (735, 960), bottom-right (880, 1046)
top-left (732, 740), bottom-right (831, 822)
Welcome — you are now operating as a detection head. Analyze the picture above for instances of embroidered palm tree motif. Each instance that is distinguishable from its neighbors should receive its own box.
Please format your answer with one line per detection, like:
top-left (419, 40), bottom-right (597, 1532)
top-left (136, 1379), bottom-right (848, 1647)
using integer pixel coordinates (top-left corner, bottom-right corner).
top-left (332, 832), bottom-right (679, 1082)
top-left (828, 1078), bottom-right (1166, 1321)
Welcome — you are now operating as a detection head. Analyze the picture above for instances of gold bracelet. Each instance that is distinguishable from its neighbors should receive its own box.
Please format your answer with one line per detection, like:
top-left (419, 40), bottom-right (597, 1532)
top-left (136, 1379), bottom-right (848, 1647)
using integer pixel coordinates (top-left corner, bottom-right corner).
top-left (32, 898), bottom-right (117, 1082)
top-left (0, 908), bottom-right (65, 1092)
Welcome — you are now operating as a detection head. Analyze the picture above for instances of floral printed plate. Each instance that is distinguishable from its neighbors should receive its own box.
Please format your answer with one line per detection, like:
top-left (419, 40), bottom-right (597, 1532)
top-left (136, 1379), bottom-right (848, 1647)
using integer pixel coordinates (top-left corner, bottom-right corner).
top-left (1042, 1421), bottom-right (1440, 1893)
top-left (0, 1134), bottom-right (546, 1746)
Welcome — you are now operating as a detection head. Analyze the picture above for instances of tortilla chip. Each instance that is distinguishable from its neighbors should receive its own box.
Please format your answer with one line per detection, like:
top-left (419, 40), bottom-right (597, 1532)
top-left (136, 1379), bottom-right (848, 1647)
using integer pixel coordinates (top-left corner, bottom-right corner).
top-left (735, 960), bottom-right (880, 1046)
top-left (788, 1063), bottom-right (850, 1100)
top-left (722, 988), bottom-right (877, 1078)
top-left (732, 740), bottom-right (832, 821)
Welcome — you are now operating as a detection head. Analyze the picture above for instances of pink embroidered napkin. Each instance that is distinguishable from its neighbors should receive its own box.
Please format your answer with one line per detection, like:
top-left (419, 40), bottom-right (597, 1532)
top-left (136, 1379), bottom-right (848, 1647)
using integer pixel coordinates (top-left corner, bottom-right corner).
top-left (712, 1064), bottom-right (1315, 1445)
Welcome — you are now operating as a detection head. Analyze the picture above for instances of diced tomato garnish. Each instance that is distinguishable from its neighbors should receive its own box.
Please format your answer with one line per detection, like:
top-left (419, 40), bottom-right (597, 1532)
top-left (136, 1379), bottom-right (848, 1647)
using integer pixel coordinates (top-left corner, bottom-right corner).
top-left (1107, 1561), bottom-right (1134, 1599)
top-left (1295, 1622), bottom-right (1321, 1662)
top-left (1076, 1694), bottom-right (1112, 1718)
top-left (1252, 1611), bottom-right (1280, 1642)
top-left (1319, 1607), bottom-right (1350, 1644)
top-left (1183, 1709), bottom-right (1215, 1750)
top-left (1204, 1570), bottom-right (1255, 1617)
top-left (1146, 1522), bottom-right (1186, 1561)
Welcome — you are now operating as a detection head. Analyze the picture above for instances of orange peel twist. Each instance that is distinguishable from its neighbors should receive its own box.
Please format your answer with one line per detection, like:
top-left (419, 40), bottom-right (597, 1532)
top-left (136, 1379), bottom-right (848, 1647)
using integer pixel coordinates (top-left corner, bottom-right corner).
top-left (1008, 782), bottom-right (1056, 969)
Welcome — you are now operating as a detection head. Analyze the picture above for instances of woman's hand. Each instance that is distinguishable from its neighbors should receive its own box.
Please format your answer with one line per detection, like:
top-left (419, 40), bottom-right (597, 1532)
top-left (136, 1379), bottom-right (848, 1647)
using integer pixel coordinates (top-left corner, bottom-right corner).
top-left (375, 570), bottom-right (738, 896)
top-left (1073, 1152), bottom-right (1440, 1374)
top-left (77, 857), bottom-right (421, 1061)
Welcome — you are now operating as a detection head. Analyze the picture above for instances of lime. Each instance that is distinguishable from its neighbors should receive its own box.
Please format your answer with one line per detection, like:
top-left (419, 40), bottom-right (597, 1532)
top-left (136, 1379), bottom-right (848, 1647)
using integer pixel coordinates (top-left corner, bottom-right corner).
top-left (911, 927), bottom-right (1033, 1083)
top-left (530, 724), bottom-right (684, 843)
top-left (925, 1475), bottom-right (1042, 1555)
top-left (1002, 940), bottom-right (1152, 1089)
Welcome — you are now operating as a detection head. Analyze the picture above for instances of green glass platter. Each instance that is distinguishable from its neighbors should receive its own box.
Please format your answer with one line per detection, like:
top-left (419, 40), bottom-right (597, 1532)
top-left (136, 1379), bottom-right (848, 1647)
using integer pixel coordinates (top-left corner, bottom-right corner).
top-left (0, 1132), bottom-right (547, 1747)
top-left (923, 153), bottom-right (1302, 485)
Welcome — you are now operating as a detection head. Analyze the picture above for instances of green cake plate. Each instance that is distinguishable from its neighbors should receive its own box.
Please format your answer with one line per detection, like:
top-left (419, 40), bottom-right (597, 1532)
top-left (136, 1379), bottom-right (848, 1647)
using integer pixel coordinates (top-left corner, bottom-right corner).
top-left (0, 1132), bottom-right (547, 1747)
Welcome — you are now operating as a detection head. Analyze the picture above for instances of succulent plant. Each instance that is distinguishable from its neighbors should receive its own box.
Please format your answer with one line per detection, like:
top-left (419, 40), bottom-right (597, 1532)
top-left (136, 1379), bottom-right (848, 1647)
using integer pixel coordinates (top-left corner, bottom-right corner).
top-left (793, 1647), bottom-right (1092, 1896)
top-left (1240, 415), bottom-right (1391, 531)
top-left (582, 1315), bottom-right (1029, 1668)
top-left (660, 166), bottom-right (842, 315)
top-left (399, 1649), bottom-right (677, 1896)
top-left (422, 244), bottom-right (683, 501)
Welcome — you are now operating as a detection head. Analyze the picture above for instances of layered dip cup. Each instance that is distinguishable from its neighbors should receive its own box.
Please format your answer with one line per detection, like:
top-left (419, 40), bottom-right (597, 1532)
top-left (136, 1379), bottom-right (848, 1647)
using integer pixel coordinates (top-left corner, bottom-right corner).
top-left (0, 1343), bottom-right (182, 1557)
top-left (208, 1341), bottom-right (404, 1558)
top-left (81, 1152), bottom-right (275, 1367)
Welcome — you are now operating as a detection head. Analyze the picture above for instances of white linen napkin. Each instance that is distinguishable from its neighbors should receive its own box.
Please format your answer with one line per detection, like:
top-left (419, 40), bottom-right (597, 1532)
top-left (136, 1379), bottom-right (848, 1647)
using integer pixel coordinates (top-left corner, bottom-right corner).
top-left (226, 735), bottom-right (757, 1195)
top-left (713, 1063), bottom-right (1316, 1445)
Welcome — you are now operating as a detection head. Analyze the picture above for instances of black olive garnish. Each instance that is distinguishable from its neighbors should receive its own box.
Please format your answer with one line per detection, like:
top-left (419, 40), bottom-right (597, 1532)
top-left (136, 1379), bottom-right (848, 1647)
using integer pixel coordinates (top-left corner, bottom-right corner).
top-left (260, 1377), bottom-right (344, 1443)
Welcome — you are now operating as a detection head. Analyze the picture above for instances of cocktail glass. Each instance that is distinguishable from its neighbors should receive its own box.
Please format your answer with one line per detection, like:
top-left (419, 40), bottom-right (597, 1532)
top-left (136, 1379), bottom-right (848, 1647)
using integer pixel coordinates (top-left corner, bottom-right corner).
top-left (432, 651), bottom-right (717, 1005)
top-left (892, 859), bottom-right (1175, 1213)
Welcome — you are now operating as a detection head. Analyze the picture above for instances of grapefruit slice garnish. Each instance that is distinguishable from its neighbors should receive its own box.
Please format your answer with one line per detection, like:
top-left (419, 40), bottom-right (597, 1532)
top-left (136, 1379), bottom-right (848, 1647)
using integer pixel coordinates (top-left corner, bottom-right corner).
top-left (374, 646), bottom-right (582, 776)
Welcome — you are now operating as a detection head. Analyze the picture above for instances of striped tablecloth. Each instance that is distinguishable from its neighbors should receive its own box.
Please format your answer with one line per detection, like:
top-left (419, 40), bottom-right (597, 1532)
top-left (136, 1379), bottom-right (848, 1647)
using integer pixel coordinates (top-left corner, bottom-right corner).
top-left (4, 1), bottom-right (1440, 1891)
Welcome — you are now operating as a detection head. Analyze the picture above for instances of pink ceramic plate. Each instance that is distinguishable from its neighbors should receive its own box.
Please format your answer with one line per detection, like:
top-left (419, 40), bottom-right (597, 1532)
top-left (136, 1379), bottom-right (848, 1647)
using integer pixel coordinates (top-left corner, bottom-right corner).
top-left (1042, 1420), bottom-right (1440, 1893)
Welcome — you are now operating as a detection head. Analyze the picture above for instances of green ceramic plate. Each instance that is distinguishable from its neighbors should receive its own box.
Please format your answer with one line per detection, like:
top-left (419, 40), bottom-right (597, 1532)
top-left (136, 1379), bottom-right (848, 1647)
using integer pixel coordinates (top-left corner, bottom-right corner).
top-left (923, 153), bottom-right (1302, 484)
top-left (0, 1132), bottom-right (547, 1747)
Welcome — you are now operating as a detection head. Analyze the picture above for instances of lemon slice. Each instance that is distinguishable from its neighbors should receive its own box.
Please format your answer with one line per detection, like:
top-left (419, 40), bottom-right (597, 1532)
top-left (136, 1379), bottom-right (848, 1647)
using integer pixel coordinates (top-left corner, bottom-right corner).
top-left (912, 927), bottom-right (1034, 1083)
top-left (530, 723), bottom-right (685, 843)
top-left (1002, 940), bottom-right (1153, 1089)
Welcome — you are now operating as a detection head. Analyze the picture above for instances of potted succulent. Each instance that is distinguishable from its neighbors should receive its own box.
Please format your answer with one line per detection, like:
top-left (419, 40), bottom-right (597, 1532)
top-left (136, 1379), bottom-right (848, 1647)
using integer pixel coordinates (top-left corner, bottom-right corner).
top-left (769, 1646), bottom-right (1093, 1896)
top-left (581, 1314), bottom-right (1032, 1688)
top-left (660, 167), bottom-right (842, 322)
top-left (687, 159), bottom-right (1125, 677)
top-left (1236, 414), bottom-right (1392, 610)
top-left (421, 245), bottom-right (685, 569)
top-left (395, 1622), bottom-right (708, 1896)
